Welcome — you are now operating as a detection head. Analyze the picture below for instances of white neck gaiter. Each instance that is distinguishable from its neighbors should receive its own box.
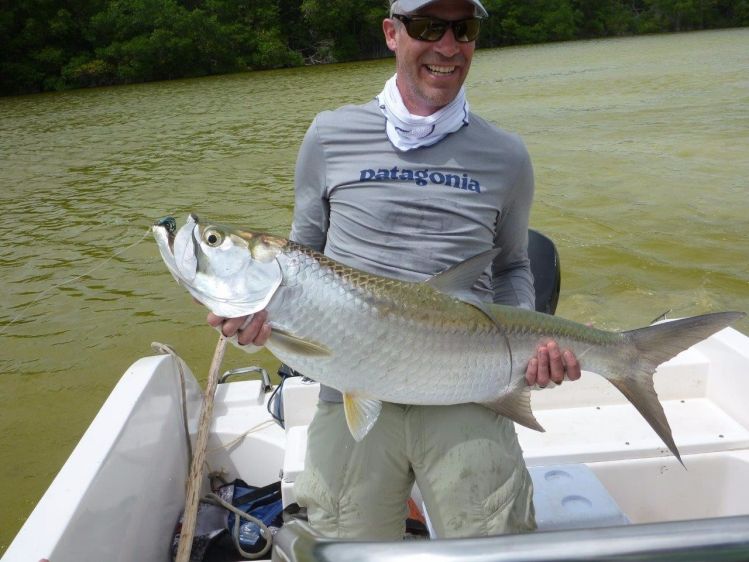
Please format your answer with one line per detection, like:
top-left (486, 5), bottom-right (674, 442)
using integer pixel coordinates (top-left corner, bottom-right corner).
top-left (376, 74), bottom-right (469, 151)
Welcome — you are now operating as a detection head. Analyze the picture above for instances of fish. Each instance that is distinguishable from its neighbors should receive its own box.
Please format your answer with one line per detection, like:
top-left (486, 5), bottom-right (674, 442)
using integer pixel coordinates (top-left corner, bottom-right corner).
top-left (153, 214), bottom-right (745, 463)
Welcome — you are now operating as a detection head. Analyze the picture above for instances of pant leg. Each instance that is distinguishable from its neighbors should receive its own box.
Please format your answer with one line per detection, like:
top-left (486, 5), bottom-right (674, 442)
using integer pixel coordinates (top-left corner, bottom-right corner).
top-left (407, 403), bottom-right (536, 538)
top-left (294, 401), bottom-right (415, 540)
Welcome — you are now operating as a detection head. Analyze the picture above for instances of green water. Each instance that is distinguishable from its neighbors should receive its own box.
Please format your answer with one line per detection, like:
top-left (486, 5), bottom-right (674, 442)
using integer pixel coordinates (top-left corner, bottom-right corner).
top-left (1, 29), bottom-right (747, 552)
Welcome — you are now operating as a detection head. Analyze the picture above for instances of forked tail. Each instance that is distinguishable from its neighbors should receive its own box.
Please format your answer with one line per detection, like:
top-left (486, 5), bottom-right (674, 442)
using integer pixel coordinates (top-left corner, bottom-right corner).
top-left (608, 311), bottom-right (744, 465)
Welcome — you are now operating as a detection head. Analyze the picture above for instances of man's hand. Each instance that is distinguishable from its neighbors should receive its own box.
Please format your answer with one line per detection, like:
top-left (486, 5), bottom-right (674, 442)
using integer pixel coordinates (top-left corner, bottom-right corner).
top-left (525, 340), bottom-right (581, 387)
top-left (206, 310), bottom-right (271, 347)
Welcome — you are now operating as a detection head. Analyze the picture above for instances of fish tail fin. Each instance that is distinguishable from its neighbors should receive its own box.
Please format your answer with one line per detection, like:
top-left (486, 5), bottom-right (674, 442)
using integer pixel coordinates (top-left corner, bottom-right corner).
top-left (607, 311), bottom-right (744, 466)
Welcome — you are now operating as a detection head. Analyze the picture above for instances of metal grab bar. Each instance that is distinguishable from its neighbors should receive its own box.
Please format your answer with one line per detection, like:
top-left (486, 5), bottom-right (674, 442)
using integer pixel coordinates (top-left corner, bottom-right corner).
top-left (272, 515), bottom-right (749, 562)
top-left (219, 366), bottom-right (271, 390)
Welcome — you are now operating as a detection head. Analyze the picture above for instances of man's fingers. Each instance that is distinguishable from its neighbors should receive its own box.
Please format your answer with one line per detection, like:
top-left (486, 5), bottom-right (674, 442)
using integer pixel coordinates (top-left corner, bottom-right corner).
top-left (205, 310), bottom-right (271, 347)
top-left (526, 341), bottom-right (582, 387)
top-left (535, 345), bottom-right (550, 387)
top-left (525, 357), bottom-right (538, 386)
top-left (221, 315), bottom-right (248, 337)
top-left (237, 310), bottom-right (269, 345)
top-left (206, 312), bottom-right (225, 328)
top-left (254, 322), bottom-right (272, 346)
top-left (547, 341), bottom-right (565, 385)
top-left (564, 350), bottom-right (581, 380)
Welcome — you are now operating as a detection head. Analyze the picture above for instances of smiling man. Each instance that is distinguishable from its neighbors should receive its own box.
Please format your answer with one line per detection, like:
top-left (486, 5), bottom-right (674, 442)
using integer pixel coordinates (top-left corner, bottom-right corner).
top-left (211, 0), bottom-right (581, 540)
top-left (387, 1), bottom-right (480, 115)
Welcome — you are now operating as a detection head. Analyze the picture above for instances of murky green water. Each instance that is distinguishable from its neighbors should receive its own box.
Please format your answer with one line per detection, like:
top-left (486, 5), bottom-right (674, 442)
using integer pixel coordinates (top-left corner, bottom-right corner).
top-left (1, 29), bottom-right (747, 551)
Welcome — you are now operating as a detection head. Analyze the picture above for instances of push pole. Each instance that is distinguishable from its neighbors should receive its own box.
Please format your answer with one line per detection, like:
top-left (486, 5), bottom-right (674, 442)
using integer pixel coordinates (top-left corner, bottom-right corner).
top-left (175, 334), bottom-right (228, 562)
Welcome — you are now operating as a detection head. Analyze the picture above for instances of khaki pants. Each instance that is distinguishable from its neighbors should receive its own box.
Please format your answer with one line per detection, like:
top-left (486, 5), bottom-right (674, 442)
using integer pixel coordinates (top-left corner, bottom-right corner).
top-left (294, 401), bottom-right (536, 540)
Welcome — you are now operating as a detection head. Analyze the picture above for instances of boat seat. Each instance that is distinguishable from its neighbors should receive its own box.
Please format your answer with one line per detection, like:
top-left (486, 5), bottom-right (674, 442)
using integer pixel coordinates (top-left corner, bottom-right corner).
top-left (527, 228), bottom-right (560, 315)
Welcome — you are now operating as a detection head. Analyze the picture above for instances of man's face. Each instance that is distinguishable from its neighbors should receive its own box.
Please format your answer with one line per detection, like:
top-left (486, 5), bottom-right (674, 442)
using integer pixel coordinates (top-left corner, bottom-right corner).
top-left (384, 1), bottom-right (477, 116)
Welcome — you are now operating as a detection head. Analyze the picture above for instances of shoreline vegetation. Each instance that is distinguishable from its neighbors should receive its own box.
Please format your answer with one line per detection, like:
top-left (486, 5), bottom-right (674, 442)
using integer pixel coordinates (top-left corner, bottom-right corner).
top-left (2, 0), bottom-right (747, 97)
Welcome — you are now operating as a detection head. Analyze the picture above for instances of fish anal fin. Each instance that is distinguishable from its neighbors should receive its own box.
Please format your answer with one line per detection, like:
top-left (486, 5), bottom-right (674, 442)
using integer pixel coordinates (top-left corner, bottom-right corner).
top-left (343, 393), bottom-right (383, 442)
top-left (268, 329), bottom-right (331, 357)
top-left (481, 380), bottom-right (544, 432)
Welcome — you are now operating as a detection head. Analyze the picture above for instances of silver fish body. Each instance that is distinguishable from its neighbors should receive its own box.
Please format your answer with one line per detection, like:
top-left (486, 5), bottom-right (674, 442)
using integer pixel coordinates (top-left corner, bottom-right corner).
top-left (268, 245), bottom-right (602, 404)
top-left (153, 214), bottom-right (745, 461)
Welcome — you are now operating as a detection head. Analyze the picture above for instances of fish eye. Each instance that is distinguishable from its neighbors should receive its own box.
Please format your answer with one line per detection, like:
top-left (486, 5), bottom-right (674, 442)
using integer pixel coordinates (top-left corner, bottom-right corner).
top-left (204, 228), bottom-right (224, 247)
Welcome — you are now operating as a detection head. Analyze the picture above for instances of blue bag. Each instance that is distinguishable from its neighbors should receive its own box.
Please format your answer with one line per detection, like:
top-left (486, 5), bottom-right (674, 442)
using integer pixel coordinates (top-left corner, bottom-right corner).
top-left (171, 479), bottom-right (284, 561)
top-left (227, 480), bottom-right (284, 556)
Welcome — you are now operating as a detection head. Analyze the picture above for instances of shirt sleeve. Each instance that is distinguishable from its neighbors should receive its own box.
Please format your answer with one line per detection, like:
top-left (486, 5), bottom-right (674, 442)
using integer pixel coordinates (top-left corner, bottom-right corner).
top-left (289, 116), bottom-right (341, 401)
top-left (289, 116), bottom-right (329, 251)
top-left (492, 145), bottom-right (536, 310)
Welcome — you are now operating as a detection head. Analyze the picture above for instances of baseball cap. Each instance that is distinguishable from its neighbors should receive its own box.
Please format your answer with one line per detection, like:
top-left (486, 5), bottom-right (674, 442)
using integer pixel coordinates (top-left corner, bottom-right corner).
top-left (390, 0), bottom-right (488, 18)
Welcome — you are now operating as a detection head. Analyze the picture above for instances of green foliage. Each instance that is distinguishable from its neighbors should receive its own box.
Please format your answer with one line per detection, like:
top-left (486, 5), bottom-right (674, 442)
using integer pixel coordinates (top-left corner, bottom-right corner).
top-left (571, 0), bottom-right (638, 36)
top-left (0, 0), bottom-right (746, 95)
top-left (300, 0), bottom-right (388, 62)
top-left (481, 0), bottom-right (581, 44)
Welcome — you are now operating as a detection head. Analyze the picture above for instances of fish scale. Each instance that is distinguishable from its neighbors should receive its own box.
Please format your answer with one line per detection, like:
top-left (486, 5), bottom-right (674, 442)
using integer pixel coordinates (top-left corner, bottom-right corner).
top-left (267, 244), bottom-right (506, 405)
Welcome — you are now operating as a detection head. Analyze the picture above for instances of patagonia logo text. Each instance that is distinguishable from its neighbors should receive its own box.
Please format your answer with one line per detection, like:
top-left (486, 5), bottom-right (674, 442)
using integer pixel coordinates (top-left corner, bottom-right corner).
top-left (359, 166), bottom-right (481, 193)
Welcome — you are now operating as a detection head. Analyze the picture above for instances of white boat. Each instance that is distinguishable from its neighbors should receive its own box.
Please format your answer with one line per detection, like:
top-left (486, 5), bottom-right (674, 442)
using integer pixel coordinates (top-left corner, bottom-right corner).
top-left (4, 323), bottom-right (749, 561)
top-left (4, 231), bottom-right (749, 561)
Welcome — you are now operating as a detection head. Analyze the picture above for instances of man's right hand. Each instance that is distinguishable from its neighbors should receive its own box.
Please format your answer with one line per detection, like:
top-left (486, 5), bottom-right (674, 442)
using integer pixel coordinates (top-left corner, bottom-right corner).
top-left (206, 310), bottom-right (271, 347)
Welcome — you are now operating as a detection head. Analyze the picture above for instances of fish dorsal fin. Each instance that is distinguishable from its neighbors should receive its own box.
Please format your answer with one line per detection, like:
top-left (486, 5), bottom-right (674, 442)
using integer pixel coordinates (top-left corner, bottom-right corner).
top-left (343, 393), bottom-right (383, 442)
top-left (425, 248), bottom-right (501, 297)
top-left (481, 377), bottom-right (545, 432)
top-left (426, 255), bottom-right (515, 379)
top-left (268, 329), bottom-right (331, 357)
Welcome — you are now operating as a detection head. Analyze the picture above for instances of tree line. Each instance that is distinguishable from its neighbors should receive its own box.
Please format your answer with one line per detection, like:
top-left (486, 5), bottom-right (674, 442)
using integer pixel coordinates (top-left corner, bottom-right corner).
top-left (2, 0), bottom-right (747, 96)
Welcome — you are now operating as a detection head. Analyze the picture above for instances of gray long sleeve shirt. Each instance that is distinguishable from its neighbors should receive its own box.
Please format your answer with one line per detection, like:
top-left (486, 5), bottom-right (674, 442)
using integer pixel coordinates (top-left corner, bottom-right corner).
top-left (290, 99), bottom-right (536, 400)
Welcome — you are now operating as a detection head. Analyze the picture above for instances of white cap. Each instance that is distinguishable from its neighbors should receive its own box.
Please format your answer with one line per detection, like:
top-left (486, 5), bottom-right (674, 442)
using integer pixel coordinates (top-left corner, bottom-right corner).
top-left (390, 0), bottom-right (488, 18)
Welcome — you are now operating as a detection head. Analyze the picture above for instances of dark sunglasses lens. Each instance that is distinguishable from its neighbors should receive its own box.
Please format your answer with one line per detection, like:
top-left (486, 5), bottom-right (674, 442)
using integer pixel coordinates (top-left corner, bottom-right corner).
top-left (455, 19), bottom-right (480, 42)
top-left (405, 19), bottom-right (445, 41)
top-left (403, 17), bottom-right (480, 42)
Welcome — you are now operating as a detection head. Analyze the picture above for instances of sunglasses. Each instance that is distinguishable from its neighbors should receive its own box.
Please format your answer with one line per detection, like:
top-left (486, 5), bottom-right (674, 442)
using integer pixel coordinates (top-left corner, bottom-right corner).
top-left (392, 14), bottom-right (482, 43)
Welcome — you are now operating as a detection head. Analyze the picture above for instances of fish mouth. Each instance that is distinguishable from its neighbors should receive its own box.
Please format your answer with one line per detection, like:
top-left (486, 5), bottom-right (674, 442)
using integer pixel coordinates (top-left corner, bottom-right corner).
top-left (153, 216), bottom-right (178, 255)
top-left (153, 214), bottom-right (201, 255)
top-left (152, 213), bottom-right (201, 285)
top-left (155, 216), bottom-right (177, 235)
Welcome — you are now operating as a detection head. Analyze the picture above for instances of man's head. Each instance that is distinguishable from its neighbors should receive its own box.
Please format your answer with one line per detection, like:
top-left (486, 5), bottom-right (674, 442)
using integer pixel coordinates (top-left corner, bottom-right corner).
top-left (384, 0), bottom-right (486, 116)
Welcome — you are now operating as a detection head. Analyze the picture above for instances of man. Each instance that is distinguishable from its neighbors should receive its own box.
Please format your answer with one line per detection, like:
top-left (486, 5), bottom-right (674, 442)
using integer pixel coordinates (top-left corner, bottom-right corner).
top-left (210, 0), bottom-right (580, 540)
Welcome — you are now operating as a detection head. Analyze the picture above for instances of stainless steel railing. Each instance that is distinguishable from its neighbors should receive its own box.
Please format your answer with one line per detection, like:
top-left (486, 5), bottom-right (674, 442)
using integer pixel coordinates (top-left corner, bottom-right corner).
top-left (272, 515), bottom-right (749, 562)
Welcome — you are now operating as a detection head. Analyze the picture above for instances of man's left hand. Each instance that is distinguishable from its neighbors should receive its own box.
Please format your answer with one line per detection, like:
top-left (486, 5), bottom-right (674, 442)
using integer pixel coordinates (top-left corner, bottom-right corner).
top-left (525, 340), bottom-right (581, 387)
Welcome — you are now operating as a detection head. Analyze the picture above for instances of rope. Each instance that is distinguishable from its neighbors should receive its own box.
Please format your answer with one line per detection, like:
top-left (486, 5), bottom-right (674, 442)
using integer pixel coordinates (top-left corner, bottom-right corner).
top-left (151, 340), bottom-right (277, 559)
top-left (175, 334), bottom-right (228, 562)
top-left (151, 342), bottom-right (194, 471)
top-left (206, 420), bottom-right (277, 456)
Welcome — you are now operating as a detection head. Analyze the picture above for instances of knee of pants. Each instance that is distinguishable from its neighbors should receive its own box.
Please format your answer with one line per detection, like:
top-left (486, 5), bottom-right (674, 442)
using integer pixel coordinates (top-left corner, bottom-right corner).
top-left (295, 468), bottom-right (410, 540)
top-left (293, 401), bottom-right (413, 540)
top-left (483, 466), bottom-right (537, 535)
top-left (410, 405), bottom-right (536, 538)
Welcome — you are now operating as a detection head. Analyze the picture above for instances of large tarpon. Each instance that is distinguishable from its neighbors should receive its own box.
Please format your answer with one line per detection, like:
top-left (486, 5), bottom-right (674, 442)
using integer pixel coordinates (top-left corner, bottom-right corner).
top-left (153, 214), bottom-right (744, 463)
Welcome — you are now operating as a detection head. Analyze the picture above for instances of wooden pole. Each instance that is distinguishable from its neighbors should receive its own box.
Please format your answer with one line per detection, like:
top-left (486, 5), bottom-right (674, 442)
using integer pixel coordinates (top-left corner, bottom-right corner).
top-left (175, 334), bottom-right (228, 562)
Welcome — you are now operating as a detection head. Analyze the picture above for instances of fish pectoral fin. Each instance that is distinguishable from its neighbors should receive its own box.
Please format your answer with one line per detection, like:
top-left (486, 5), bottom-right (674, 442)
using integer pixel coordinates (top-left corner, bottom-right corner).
top-left (481, 379), bottom-right (545, 432)
top-left (343, 393), bottom-right (382, 442)
top-left (268, 329), bottom-right (331, 357)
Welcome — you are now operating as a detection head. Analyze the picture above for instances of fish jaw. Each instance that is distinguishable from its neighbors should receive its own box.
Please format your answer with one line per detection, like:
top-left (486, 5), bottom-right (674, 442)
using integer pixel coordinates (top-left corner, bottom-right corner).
top-left (152, 214), bottom-right (284, 318)
top-left (152, 216), bottom-right (182, 284)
